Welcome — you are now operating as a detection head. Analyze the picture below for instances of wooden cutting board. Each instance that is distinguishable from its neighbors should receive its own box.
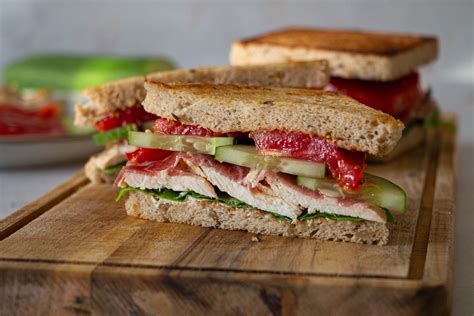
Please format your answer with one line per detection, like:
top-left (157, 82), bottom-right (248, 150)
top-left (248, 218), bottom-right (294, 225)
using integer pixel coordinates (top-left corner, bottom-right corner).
top-left (0, 119), bottom-right (456, 316)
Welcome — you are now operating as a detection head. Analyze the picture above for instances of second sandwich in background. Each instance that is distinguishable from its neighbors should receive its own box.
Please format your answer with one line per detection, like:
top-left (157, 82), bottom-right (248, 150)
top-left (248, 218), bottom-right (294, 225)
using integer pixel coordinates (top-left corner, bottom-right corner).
top-left (75, 61), bottom-right (329, 183)
top-left (230, 27), bottom-right (439, 161)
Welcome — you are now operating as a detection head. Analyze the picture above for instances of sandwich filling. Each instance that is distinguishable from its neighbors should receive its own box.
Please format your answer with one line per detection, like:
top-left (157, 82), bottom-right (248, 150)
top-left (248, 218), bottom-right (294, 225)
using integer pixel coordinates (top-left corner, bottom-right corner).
top-left (94, 105), bottom-right (157, 133)
top-left (116, 117), bottom-right (406, 224)
top-left (90, 105), bottom-right (158, 176)
top-left (325, 72), bottom-right (437, 130)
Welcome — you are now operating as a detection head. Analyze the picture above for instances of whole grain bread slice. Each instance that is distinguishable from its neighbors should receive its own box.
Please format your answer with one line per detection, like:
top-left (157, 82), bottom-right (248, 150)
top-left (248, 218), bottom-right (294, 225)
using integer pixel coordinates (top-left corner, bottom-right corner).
top-left (126, 191), bottom-right (389, 245)
top-left (143, 82), bottom-right (404, 156)
top-left (75, 61), bottom-right (329, 126)
top-left (230, 27), bottom-right (438, 81)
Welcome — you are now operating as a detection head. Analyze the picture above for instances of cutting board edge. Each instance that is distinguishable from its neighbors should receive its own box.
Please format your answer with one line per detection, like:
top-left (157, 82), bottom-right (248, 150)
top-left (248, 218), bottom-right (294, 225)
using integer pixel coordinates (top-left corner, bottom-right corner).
top-left (0, 259), bottom-right (451, 315)
top-left (0, 170), bottom-right (89, 240)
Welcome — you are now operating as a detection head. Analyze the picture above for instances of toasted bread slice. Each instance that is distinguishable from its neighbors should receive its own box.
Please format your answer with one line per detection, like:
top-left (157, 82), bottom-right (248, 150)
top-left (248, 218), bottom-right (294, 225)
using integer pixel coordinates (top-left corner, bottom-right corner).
top-left (75, 61), bottom-right (329, 126)
top-left (143, 82), bottom-right (404, 156)
top-left (230, 28), bottom-right (438, 81)
top-left (126, 191), bottom-right (389, 245)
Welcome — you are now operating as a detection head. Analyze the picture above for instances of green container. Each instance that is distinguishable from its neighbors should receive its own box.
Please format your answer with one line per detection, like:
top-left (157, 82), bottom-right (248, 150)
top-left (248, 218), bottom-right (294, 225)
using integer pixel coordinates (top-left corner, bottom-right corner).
top-left (3, 55), bottom-right (175, 91)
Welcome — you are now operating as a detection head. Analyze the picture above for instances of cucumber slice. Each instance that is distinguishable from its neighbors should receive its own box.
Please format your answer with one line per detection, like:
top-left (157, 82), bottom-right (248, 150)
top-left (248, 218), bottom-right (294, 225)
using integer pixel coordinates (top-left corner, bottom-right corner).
top-left (93, 124), bottom-right (137, 145)
top-left (297, 173), bottom-right (406, 213)
top-left (215, 145), bottom-right (325, 178)
top-left (128, 131), bottom-right (234, 155)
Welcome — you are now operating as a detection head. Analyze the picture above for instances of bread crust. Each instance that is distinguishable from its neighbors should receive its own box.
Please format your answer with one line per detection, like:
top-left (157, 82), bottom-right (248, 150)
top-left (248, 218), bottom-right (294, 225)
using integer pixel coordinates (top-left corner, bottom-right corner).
top-left (84, 143), bottom-right (131, 183)
top-left (84, 156), bottom-right (114, 183)
top-left (125, 191), bottom-right (389, 245)
top-left (74, 61), bottom-right (329, 126)
top-left (143, 81), bottom-right (404, 156)
top-left (84, 155), bottom-right (118, 184)
top-left (230, 27), bottom-right (438, 81)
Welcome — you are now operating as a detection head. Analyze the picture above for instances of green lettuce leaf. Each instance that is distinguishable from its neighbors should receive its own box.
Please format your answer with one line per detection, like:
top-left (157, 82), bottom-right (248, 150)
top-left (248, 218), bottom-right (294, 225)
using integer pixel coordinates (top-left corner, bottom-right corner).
top-left (116, 186), bottom-right (214, 203)
top-left (93, 124), bottom-right (137, 146)
top-left (271, 213), bottom-right (293, 222)
top-left (103, 161), bottom-right (127, 175)
top-left (298, 212), bottom-right (365, 222)
top-left (272, 208), bottom-right (395, 223)
top-left (217, 192), bottom-right (255, 209)
top-left (117, 186), bottom-right (395, 223)
top-left (383, 208), bottom-right (396, 223)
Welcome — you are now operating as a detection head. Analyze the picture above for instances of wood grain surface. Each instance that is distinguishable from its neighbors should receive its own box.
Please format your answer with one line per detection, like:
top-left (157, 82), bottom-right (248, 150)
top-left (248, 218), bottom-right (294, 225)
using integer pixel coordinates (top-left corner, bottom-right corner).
top-left (0, 120), bottom-right (456, 316)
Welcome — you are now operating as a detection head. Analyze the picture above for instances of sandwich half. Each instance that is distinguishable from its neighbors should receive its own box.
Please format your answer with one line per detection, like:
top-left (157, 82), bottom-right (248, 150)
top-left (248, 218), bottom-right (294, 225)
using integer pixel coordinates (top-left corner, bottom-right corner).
top-left (74, 61), bottom-right (329, 183)
top-left (230, 27), bottom-right (439, 161)
top-left (115, 82), bottom-right (406, 245)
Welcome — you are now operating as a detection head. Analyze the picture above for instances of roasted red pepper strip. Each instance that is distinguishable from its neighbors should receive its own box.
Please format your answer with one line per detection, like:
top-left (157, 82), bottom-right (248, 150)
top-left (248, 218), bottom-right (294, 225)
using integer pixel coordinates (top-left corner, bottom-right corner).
top-left (126, 118), bottom-right (219, 163)
top-left (250, 130), bottom-right (365, 190)
top-left (326, 72), bottom-right (424, 122)
top-left (95, 105), bottom-right (157, 131)
top-left (126, 148), bottom-right (172, 163)
top-left (153, 117), bottom-right (221, 136)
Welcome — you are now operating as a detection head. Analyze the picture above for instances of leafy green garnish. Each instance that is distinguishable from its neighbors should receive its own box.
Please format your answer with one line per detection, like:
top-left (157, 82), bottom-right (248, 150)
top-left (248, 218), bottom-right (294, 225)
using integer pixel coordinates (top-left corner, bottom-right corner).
top-left (103, 161), bottom-right (127, 175)
top-left (93, 124), bottom-right (137, 146)
top-left (217, 192), bottom-right (255, 209)
top-left (298, 212), bottom-right (365, 222)
top-left (118, 186), bottom-right (257, 210)
top-left (155, 189), bottom-right (193, 201)
top-left (271, 211), bottom-right (364, 222)
top-left (116, 186), bottom-right (138, 202)
top-left (117, 186), bottom-right (396, 223)
top-left (422, 104), bottom-right (455, 131)
top-left (403, 108), bottom-right (455, 134)
top-left (271, 213), bottom-right (293, 222)
top-left (440, 119), bottom-right (456, 132)
top-left (272, 209), bottom-right (396, 223)
top-left (423, 106), bottom-right (441, 129)
top-left (383, 208), bottom-right (396, 223)
top-left (403, 94), bottom-right (441, 133)
top-left (403, 117), bottom-right (425, 133)
top-left (116, 186), bottom-right (214, 203)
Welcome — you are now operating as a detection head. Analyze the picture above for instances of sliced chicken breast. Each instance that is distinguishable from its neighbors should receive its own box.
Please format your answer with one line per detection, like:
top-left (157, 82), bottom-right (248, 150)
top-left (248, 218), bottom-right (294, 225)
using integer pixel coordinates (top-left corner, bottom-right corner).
top-left (119, 152), bottom-right (385, 222)
top-left (184, 159), bottom-right (302, 219)
top-left (123, 169), bottom-right (217, 198)
top-left (263, 173), bottom-right (387, 223)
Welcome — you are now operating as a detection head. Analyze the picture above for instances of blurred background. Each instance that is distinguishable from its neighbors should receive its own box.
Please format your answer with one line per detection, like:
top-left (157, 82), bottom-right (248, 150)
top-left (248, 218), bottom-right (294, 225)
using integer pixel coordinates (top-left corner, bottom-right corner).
top-left (1, 0), bottom-right (473, 314)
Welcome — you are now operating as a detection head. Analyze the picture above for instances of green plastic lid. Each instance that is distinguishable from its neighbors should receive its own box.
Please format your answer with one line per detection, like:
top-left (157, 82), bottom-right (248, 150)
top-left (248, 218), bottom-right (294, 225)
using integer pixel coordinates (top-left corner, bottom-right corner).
top-left (3, 55), bottom-right (175, 91)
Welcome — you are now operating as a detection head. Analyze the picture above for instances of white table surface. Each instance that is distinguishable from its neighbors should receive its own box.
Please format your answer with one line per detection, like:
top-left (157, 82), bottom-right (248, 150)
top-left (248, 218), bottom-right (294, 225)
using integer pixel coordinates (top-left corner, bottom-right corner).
top-left (0, 146), bottom-right (472, 315)
top-left (0, 162), bottom-right (83, 217)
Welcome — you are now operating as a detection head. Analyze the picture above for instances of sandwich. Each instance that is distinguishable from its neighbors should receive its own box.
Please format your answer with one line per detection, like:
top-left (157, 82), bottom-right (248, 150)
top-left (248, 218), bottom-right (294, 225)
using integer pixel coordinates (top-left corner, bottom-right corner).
top-left (115, 82), bottom-right (406, 245)
top-left (230, 27), bottom-right (439, 161)
top-left (74, 61), bottom-right (329, 183)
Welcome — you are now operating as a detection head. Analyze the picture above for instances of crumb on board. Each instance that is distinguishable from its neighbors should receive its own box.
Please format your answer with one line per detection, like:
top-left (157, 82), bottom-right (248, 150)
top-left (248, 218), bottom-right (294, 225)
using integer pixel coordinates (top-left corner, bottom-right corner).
top-left (251, 236), bottom-right (259, 242)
